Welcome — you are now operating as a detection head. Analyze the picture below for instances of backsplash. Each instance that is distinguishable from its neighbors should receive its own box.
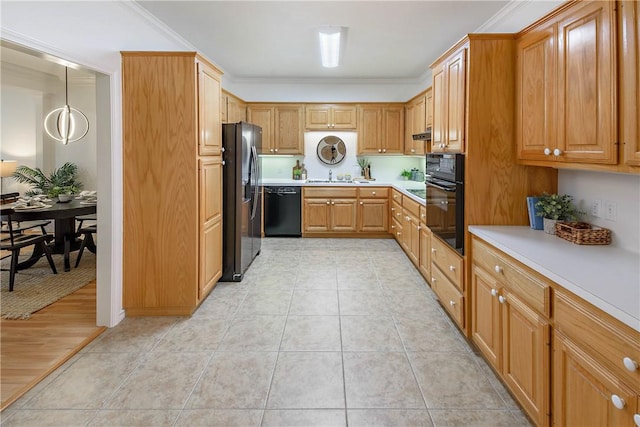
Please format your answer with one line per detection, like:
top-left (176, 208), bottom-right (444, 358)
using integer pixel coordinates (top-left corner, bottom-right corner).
top-left (260, 131), bottom-right (425, 182)
top-left (558, 169), bottom-right (640, 254)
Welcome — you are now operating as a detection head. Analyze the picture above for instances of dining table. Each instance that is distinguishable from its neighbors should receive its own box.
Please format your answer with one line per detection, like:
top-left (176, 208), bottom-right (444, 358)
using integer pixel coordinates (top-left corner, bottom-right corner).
top-left (11, 199), bottom-right (97, 272)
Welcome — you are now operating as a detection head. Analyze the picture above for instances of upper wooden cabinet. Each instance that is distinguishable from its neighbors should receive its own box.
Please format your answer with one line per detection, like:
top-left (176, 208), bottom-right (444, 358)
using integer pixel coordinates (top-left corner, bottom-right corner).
top-left (121, 52), bottom-right (223, 316)
top-left (621, 0), bottom-right (639, 168)
top-left (431, 46), bottom-right (466, 153)
top-left (305, 104), bottom-right (357, 130)
top-left (357, 104), bottom-right (404, 155)
top-left (516, 1), bottom-right (618, 166)
top-left (404, 91), bottom-right (428, 155)
top-left (222, 90), bottom-right (246, 124)
top-left (247, 104), bottom-right (304, 155)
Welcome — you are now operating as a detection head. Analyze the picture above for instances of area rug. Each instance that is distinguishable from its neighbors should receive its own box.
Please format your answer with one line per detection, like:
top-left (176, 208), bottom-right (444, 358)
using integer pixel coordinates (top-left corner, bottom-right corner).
top-left (1, 252), bottom-right (96, 319)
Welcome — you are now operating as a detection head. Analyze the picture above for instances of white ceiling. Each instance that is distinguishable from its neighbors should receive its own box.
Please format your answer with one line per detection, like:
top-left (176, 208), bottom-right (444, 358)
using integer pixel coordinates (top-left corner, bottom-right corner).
top-left (137, 1), bottom-right (512, 83)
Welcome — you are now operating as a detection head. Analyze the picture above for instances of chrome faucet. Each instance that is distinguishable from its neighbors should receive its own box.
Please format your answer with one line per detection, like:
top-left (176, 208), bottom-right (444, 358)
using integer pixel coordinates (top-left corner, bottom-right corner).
top-left (329, 169), bottom-right (333, 181)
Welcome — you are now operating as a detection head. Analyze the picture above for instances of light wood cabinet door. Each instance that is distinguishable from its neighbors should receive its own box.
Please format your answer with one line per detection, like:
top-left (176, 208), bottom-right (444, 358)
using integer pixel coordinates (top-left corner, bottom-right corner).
top-left (247, 106), bottom-right (274, 154)
top-left (444, 47), bottom-right (466, 153)
top-left (198, 61), bottom-right (222, 156)
top-left (199, 159), bottom-right (222, 299)
top-left (405, 103), bottom-right (415, 150)
top-left (556, 0), bottom-right (616, 164)
top-left (554, 332), bottom-right (638, 427)
top-left (516, 24), bottom-right (556, 162)
top-left (418, 226), bottom-right (431, 281)
top-left (332, 105), bottom-right (357, 129)
top-left (471, 266), bottom-right (501, 370)
top-left (358, 105), bottom-right (382, 154)
top-left (359, 199), bottom-right (388, 232)
top-left (220, 92), bottom-right (228, 123)
top-left (432, 62), bottom-right (447, 151)
top-left (391, 217), bottom-right (403, 243)
top-left (621, 0), bottom-right (640, 167)
top-left (275, 105), bottom-right (303, 154)
top-left (303, 198), bottom-right (330, 232)
top-left (330, 199), bottom-right (357, 232)
top-left (425, 88), bottom-right (433, 128)
top-left (227, 95), bottom-right (246, 123)
top-left (305, 105), bottom-right (356, 130)
top-left (501, 289), bottom-right (550, 427)
top-left (383, 106), bottom-right (405, 154)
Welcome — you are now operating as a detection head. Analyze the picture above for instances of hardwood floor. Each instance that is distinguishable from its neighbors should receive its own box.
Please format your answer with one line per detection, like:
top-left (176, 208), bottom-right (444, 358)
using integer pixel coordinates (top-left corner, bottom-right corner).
top-left (0, 281), bottom-right (105, 411)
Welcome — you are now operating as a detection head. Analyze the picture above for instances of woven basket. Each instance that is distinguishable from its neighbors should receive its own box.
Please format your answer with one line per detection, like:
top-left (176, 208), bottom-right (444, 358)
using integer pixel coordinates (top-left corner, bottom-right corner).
top-left (555, 221), bottom-right (611, 245)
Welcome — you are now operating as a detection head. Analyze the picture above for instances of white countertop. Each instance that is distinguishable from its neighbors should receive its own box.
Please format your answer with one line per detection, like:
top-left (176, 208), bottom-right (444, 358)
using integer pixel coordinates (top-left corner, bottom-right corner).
top-left (469, 225), bottom-right (640, 332)
top-left (260, 179), bottom-right (427, 204)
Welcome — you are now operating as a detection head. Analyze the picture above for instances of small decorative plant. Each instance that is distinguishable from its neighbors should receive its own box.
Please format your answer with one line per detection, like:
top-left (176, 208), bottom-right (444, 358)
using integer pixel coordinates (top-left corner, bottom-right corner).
top-left (356, 157), bottom-right (370, 177)
top-left (400, 169), bottom-right (412, 180)
top-left (535, 193), bottom-right (583, 220)
top-left (12, 162), bottom-right (83, 198)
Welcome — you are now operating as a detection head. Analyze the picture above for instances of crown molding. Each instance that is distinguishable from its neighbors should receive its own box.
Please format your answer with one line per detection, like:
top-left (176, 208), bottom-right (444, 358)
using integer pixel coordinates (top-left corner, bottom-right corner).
top-left (474, 0), bottom-right (532, 33)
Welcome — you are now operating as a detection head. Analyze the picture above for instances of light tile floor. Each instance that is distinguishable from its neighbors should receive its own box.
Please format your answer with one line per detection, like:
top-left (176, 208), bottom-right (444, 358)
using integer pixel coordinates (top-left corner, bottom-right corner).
top-left (1, 238), bottom-right (533, 427)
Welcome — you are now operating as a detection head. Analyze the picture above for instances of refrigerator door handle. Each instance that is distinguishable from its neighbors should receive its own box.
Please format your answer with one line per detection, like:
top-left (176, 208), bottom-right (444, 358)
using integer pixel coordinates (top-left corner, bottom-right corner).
top-left (249, 145), bottom-right (260, 220)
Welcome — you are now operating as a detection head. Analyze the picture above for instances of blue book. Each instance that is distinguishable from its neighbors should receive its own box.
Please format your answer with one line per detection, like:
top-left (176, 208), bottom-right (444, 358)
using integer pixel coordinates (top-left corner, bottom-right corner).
top-left (527, 196), bottom-right (543, 230)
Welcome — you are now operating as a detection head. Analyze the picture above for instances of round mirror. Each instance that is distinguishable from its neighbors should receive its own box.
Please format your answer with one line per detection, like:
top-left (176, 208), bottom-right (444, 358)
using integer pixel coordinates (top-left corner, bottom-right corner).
top-left (316, 136), bottom-right (346, 165)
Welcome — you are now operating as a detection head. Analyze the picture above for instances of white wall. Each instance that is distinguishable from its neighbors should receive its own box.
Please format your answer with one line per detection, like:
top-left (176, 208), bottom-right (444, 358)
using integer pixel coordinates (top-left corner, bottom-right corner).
top-left (559, 170), bottom-right (640, 254)
top-left (261, 131), bottom-right (425, 182)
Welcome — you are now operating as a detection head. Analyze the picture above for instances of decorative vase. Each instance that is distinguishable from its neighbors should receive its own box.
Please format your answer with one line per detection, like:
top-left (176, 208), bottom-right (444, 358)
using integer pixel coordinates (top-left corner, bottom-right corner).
top-left (58, 194), bottom-right (72, 202)
top-left (543, 218), bottom-right (557, 235)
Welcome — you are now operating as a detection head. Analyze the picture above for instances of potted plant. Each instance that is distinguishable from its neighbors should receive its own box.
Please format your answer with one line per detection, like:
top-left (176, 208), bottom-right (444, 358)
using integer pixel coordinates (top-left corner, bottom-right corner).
top-left (357, 157), bottom-right (370, 178)
top-left (400, 169), bottom-right (412, 180)
top-left (12, 162), bottom-right (83, 201)
top-left (535, 193), bottom-right (583, 234)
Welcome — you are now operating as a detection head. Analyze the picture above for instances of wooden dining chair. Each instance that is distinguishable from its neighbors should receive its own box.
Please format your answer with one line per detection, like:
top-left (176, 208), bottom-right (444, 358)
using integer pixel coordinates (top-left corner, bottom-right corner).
top-left (75, 213), bottom-right (97, 233)
top-left (0, 207), bottom-right (57, 291)
top-left (75, 224), bottom-right (96, 268)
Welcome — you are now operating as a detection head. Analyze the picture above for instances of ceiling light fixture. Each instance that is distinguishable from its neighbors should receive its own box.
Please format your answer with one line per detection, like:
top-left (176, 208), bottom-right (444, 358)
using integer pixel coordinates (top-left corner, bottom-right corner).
top-left (319, 26), bottom-right (343, 68)
top-left (43, 67), bottom-right (89, 145)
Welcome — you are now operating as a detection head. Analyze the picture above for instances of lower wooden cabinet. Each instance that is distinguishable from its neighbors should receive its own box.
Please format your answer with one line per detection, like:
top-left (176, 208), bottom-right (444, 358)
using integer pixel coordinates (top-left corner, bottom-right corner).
top-left (553, 332), bottom-right (639, 427)
top-left (199, 159), bottom-right (223, 299)
top-left (359, 199), bottom-right (388, 232)
top-left (418, 220), bottom-right (431, 281)
top-left (402, 210), bottom-right (420, 266)
top-left (431, 263), bottom-right (464, 328)
top-left (302, 187), bottom-right (358, 234)
top-left (471, 236), bottom-right (551, 426)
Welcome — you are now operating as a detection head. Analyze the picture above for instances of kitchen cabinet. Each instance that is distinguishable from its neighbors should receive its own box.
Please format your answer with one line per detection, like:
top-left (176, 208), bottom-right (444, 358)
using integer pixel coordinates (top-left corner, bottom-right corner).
top-left (470, 237), bottom-right (551, 427)
top-left (357, 187), bottom-right (389, 232)
top-left (303, 187), bottom-right (357, 233)
top-left (357, 104), bottom-right (404, 155)
top-left (516, 1), bottom-right (617, 166)
top-left (305, 104), bottom-right (357, 130)
top-left (553, 289), bottom-right (640, 416)
top-left (431, 45), bottom-right (466, 153)
top-left (247, 104), bottom-right (304, 155)
top-left (621, 0), bottom-right (639, 169)
top-left (390, 217), bottom-right (403, 244)
top-left (425, 87), bottom-right (433, 128)
top-left (400, 197), bottom-right (421, 266)
top-left (404, 92), bottom-right (427, 155)
top-left (430, 235), bottom-right (464, 329)
top-left (122, 51), bottom-right (223, 315)
top-left (417, 205), bottom-right (431, 281)
top-left (223, 90), bottom-right (246, 124)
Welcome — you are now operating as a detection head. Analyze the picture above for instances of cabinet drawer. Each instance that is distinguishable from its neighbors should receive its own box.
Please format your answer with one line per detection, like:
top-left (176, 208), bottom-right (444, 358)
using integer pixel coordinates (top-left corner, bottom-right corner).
top-left (472, 238), bottom-right (550, 316)
top-left (431, 236), bottom-right (464, 291)
top-left (402, 196), bottom-right (420, 218)
top-left (419, 205), bottom-right (427, 225)
top-left (358, 187), bottom-right (389, 199)
top-left (554, 289), bottom-right (640, 390)
top-left (391, 218), bottom-right (403, 241)
top-left (431, 263), bottom-right (464, 328)
top-left (304, 187), bottom-right (357, 198)
top-left (390, 201), bottom-right (403, 223)
top-left (391, 189), bottom-right (403, 204)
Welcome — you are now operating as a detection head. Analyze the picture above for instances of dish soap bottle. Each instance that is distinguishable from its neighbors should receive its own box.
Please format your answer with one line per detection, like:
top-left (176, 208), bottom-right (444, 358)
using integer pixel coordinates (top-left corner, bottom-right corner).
top-left (300, 163), bottom-right (307, 180)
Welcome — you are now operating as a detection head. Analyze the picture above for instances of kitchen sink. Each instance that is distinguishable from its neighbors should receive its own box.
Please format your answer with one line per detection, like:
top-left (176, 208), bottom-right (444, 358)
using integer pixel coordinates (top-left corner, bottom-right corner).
top-left (306, 179), bottom-right (359, 184)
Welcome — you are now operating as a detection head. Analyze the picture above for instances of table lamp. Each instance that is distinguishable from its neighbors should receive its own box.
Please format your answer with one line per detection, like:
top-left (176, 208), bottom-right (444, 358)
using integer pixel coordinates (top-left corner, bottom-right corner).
top-left (1, 160), bottom-right (19, 201)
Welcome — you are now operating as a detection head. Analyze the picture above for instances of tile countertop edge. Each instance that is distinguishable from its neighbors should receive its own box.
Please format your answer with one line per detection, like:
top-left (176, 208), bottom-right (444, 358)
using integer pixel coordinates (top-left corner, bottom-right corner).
top-left (469, 225), bottom-right (640, 332)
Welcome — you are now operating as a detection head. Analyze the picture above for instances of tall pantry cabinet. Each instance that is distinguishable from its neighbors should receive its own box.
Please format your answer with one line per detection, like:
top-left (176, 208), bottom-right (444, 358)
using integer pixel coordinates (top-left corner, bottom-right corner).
top-left (122, 52), bottom-right (223, 316)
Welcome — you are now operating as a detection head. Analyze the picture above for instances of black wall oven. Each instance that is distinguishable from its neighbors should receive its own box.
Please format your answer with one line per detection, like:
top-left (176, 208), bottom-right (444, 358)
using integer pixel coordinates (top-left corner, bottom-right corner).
top-left (424, 153), bottom-right (465, 255)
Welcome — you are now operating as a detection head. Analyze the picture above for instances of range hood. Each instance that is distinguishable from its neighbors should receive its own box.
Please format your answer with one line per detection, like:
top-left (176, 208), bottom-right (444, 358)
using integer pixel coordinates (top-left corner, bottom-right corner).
top-left (412, 127), bottom-right (432, 141)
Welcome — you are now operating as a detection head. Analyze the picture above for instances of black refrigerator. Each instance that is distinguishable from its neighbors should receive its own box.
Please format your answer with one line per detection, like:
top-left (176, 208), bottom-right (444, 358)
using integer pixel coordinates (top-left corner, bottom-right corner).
top-left (221, 122), bottom-right (262, 281)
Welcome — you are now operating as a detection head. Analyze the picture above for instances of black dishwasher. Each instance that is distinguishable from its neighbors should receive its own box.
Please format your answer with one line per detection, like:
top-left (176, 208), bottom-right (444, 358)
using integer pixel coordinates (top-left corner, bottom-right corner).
top-left (264, 186), bottom-right (302, 237)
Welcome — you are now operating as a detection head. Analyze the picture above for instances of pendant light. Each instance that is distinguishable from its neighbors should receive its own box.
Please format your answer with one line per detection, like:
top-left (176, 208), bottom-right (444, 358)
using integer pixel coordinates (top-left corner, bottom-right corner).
top-left (43, 67), bottom-right (89, 145)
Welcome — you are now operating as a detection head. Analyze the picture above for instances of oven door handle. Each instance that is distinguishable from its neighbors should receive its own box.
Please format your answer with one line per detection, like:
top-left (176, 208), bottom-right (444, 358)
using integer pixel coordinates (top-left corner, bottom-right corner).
top-left (426, 181), bottom-right (456, 192)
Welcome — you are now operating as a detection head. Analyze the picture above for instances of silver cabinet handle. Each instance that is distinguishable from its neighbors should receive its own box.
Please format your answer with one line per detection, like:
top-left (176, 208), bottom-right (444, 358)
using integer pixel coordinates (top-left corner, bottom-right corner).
top-left (623, 357), bottom-right (639, 372)
top-left (360, 201), bottom-right (364, 205)
top-left (553, 148), bottom-right (562, 156)
top-left (611, 394), bottom-right (626, 410)
top-left (543, 147), bottom-right (551, 155)
top-left (498, 295), bottom-right (506, 304)
top-left (221, 160), bottom-right (226, 166)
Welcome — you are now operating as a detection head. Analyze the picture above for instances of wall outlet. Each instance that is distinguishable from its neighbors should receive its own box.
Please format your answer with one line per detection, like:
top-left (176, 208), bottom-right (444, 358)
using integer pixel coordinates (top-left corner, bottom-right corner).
top-left (605, 200), bottom-right (617, 221)
top-left (591, 199), bottom-right (602, 218)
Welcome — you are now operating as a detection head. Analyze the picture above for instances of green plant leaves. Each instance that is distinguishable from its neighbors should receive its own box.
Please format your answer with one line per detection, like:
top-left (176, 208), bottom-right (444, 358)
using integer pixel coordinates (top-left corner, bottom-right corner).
top-left (12, 162), bottom-right (83, 198)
